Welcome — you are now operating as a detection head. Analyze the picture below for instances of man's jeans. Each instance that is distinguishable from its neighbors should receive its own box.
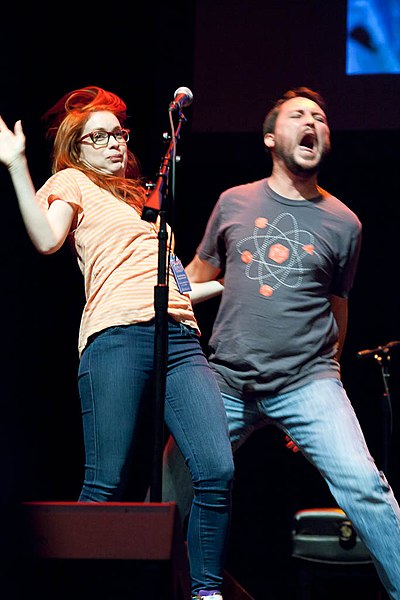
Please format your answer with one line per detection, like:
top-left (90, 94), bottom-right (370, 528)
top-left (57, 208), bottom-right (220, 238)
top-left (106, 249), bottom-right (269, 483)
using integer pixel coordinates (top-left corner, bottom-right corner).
top-left (162, 378), bottom-right (400, 599)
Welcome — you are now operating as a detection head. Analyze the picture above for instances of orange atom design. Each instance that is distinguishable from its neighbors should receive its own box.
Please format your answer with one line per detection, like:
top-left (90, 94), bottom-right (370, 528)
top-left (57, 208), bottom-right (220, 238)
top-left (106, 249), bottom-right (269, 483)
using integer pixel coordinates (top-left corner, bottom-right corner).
top-left (241, 250), bottom-right (253, 264)
top-left (255, 217), bottom-right (268, 228)
top-left (260, 285), bottom-right (274, 297)
top-left (268, 243), bottom-right (289, 264)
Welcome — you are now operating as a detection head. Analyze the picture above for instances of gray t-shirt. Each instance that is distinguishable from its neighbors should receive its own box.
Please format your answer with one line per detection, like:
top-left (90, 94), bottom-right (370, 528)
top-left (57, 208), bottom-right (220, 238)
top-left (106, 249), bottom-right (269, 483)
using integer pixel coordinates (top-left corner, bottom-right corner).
top-left (197, 179), bottom-right (362, 400)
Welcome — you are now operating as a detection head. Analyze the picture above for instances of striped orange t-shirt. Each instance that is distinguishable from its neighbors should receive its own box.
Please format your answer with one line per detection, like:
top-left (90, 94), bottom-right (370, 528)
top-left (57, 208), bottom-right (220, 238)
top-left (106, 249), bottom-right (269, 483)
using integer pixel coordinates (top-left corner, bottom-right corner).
top-left (35, 168), bottom-right (199, 356)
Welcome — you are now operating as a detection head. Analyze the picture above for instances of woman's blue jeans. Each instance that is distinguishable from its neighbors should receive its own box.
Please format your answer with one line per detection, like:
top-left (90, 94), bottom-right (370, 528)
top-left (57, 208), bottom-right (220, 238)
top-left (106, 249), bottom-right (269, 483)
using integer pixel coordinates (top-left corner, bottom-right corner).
top-left (162, 377), bottom-right (400, 599)
top-left (77, 319), bottom-right (234, 595)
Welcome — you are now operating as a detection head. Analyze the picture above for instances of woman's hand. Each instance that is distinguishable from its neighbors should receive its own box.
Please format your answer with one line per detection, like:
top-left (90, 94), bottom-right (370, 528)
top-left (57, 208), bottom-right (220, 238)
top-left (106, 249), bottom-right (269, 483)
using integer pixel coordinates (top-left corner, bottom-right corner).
top-left (0, 116), bottom-right (26, 170)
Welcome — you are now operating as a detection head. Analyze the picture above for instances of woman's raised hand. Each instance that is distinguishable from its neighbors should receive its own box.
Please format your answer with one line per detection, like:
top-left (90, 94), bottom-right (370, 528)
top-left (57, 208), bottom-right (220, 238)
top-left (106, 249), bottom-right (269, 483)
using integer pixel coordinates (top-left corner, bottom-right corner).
top-left (0, 116), bottom-right (26, 170)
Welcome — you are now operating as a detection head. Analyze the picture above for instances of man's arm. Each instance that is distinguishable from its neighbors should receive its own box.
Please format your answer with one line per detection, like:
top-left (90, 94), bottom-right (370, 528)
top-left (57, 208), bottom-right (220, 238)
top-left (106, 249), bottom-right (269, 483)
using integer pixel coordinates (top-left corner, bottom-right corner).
top-left (330, 294), bottom-right (348, 361)
top-left (185, 255), bottom-right (223, 305)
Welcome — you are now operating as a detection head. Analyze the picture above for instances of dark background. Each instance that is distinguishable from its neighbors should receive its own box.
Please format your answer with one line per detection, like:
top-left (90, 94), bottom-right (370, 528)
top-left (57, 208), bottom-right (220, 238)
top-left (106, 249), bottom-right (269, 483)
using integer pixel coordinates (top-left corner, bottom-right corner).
top-left (1, 2), bottom-right (399, 598)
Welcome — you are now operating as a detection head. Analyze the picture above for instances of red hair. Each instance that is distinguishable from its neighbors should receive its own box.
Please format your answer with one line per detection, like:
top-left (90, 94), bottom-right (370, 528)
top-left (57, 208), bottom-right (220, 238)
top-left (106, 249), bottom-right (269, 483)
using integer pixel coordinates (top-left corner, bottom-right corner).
top-left (42, 86), bottom-right (146, 213)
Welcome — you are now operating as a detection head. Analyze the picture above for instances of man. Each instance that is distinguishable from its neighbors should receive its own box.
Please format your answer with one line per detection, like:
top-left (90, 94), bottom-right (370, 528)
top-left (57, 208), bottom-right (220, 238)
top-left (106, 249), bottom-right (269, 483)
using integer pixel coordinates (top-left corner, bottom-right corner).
top-left (163, 87), bottom-right (400, 599)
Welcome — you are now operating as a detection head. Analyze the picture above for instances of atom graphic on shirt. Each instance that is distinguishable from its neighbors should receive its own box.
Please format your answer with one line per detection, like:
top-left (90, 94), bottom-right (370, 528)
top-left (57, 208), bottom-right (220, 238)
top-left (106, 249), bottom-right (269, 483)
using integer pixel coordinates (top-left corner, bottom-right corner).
top-left (236, 213), bottom-right (319, 297)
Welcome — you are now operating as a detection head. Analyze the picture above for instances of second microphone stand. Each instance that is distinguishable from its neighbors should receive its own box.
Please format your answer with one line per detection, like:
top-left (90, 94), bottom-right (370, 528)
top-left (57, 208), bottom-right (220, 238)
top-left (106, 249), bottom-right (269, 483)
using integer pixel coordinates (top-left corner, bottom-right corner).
top-left (357, 340), bottom-right (399, 473)
top-left (142, 111), bottom-right (187, 502)
top-left (372, 349), bottom-right (394, 474)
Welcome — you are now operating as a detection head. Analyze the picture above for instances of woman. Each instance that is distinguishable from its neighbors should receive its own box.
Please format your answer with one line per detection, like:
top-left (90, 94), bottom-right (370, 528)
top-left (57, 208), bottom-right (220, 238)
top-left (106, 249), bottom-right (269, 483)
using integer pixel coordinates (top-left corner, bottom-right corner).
top-left (0, 86), bottom-right (233, 600)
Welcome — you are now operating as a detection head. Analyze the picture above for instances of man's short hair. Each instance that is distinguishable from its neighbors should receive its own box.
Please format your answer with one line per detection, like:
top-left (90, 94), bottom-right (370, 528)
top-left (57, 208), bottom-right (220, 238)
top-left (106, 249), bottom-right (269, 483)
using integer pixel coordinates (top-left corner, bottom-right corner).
top-left (262, 87), bottom-right (327, 136)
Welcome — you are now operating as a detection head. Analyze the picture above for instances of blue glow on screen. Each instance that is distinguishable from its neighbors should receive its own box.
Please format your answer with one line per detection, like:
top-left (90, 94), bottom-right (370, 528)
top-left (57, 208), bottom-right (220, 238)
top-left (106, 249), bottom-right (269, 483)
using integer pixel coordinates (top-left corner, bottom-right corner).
top-left (347, 0), bottom-right (400, 74)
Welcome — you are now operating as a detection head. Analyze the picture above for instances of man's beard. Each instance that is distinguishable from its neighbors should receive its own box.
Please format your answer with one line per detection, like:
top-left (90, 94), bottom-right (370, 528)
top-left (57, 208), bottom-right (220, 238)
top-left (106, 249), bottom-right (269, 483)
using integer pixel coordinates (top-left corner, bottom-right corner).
top-left (274, 143), bottom-right (329, 177)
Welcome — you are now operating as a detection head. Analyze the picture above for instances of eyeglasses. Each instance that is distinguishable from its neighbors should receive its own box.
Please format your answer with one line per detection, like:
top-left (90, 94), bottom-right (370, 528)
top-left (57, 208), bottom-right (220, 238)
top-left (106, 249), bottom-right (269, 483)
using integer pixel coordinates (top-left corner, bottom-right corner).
top-left (78, 128), bottom-right (130, 147)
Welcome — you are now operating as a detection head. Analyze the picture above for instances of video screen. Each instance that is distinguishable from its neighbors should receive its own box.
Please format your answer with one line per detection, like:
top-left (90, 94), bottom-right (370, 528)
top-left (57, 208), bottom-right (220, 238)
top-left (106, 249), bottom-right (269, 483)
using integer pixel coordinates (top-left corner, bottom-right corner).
top-left (347, 0), bottom-right (400, 74)
top-left (191, 1), bottom-right (400, 132)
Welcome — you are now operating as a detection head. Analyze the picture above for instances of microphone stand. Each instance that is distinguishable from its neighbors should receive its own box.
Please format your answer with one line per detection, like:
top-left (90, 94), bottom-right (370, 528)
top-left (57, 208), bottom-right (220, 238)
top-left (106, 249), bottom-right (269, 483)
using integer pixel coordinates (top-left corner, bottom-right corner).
top-left (357, 341), bottom-right (398, 473)
top-left (142, 110), bottom-right (188, 502)
top-left (372, 350), bottom-right (393, 473)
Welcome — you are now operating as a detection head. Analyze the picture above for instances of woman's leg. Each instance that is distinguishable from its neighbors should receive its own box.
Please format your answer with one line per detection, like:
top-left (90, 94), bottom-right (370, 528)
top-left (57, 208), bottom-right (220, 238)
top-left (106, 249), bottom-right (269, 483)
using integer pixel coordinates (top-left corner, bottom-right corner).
top-left (161, 390), bottom-right (268, 522)
top-left (164, 320), bottom-right (234, 597)
top-left (77, 324), bottom-right (154, 501)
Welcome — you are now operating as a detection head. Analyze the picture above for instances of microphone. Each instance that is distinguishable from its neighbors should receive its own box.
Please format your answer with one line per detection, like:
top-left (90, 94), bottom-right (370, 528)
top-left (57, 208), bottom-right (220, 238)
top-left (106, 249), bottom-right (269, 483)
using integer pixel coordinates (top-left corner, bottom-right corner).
top-left (357, 340), bottom-right (400, 359)
top-left (169, 86), bottom-right (193, 112)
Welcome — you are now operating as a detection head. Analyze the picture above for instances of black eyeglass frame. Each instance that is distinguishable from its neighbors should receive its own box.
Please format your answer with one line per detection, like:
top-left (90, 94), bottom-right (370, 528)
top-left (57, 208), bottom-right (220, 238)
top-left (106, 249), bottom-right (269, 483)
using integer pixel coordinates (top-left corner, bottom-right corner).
top-left (77, 128), bottom-right (130, 146)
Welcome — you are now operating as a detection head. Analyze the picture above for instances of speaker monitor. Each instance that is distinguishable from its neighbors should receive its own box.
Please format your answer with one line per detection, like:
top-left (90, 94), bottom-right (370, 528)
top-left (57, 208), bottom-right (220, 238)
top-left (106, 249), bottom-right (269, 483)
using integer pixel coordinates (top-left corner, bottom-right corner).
top-left (21, 501), bottom-right (190, 600)
top-left (292, 507), bottom-right (372, 564)
top-left (291, 508), bottom-right (382, 600)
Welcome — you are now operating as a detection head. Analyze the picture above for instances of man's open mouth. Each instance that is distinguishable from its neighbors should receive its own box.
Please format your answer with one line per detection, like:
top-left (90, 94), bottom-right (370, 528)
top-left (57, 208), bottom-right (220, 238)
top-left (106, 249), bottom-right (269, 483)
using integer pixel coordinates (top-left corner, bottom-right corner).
top-left (299, 133), bottom-right (316, 150)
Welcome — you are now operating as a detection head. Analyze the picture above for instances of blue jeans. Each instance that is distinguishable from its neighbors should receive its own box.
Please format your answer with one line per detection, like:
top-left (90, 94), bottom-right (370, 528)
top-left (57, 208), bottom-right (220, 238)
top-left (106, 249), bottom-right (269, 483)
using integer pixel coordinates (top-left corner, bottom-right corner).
top-left (162, 378), bottom-right (400, 599)
top-left (78, 319), bottom-right (234, 595)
